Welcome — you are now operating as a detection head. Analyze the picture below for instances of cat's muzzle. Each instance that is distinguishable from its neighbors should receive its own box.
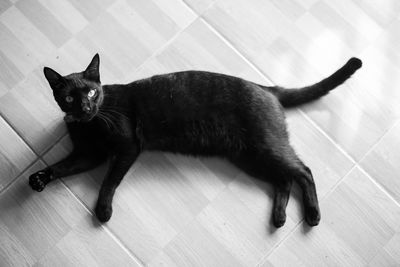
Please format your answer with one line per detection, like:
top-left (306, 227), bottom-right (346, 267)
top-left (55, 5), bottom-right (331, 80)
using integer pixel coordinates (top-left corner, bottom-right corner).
top-left (64, 110), bottom-right (97, 123)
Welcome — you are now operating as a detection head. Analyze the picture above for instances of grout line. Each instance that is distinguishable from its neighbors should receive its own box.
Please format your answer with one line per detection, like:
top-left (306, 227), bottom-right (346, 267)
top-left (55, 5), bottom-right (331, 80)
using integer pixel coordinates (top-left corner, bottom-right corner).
top-left (297, 109), bottom-right (356, 164)
top-left (0, 113), bottom-right (40, 158)
top-left (39, 132), bottom-right (69, 159)
top-left (301, 111), bottom-right (400, 208)
top-left (0, 158), bottom-right (41, 195)
top-left (0, 113), bottom-right (41, 195)
top-left (181, 0), bottom-right (277, 85)
top-left (358, 167), bottom-right (400, 208)
top-left (182, 0), bottom-right (216, 17)
top-left (354, 120), bottom-right (400, 208)
top-left (357, 120), bottom-right (400, 164)
top-left (0, 110), bottom-right (68, 160)
top-left (0, 112), bottom-right (70, 195)
top-left (319, 164), bottom-right (357, 202)
top-left (199, 18), bottom-right (276, 85)
top-left (257, 219), bottom-right (304, 266)
top-left (126, 6), bottom-right (199, 80)
top-left (58, 179), bottom-right (145, 266)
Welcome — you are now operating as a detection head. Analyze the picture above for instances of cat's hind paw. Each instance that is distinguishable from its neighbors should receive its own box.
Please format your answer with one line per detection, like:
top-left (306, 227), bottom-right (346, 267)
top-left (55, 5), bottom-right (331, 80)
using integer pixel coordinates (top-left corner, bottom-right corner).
top-left (273, 211), bottom-right (286, 228)
top-left (305, 206), bottom-right (321, 226)
top-left (95, 203), bottom-right (113, 223)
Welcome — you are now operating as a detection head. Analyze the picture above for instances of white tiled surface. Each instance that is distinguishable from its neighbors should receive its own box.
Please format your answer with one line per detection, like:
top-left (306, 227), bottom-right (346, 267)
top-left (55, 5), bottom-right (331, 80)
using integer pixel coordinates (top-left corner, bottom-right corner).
top-left (1, 0), bottom-right (399, 266)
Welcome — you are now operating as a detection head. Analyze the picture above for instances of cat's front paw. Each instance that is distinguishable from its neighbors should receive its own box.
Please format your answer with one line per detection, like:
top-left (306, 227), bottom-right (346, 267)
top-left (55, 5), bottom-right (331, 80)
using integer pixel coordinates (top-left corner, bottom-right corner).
top-left (95, 203), bottom-right (113, 223)
top-left (29, 169), bottom-right (52, 192)
top-left (273, 210), bottom-right (286, 228)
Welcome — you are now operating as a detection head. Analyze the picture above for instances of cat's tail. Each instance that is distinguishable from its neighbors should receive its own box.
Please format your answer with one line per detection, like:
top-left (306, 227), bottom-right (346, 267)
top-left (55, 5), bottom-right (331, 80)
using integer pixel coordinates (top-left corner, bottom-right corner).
top-left (267, 57), bottom-right (362, 108)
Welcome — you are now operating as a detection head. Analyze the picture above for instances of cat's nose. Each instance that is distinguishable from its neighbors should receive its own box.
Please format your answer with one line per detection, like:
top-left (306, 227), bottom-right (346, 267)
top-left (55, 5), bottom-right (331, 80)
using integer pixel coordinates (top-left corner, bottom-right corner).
top-left (83, 106), bottom-right (91, 113)
top-left (81, 103), bottom-right (91, 113)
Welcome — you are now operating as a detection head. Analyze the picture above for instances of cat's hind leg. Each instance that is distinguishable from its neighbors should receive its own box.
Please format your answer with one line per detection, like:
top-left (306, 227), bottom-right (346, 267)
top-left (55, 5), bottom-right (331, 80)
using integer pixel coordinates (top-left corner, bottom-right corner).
top-left (293, 163), bottom-right (320, 226)
top-left (228, 150), bottom-right (294, 228)
top-left (268, 151), bottom-right (320, 227)
top-left (273, 179), bottom-right (293, 227)
top-left (229, 145), bottom-right (320, 227)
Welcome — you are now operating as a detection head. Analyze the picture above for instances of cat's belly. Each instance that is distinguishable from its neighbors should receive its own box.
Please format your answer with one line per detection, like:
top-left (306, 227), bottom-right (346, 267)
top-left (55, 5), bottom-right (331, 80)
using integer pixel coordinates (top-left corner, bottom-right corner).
top-left (138, 120), bottom-right (246, 157)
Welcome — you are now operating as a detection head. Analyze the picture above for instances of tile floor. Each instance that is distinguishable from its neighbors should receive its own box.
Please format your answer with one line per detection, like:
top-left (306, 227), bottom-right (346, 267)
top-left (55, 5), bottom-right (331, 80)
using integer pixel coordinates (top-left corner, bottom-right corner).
top-left (0, 0), bottom-right (399, 266)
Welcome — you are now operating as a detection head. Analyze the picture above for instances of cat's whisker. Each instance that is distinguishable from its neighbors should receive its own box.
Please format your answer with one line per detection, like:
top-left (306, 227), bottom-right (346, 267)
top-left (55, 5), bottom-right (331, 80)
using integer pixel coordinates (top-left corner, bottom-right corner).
top-left (100, 108), bottom-right (128, 120)
top-left (97, 111), bottom-right (114, 130)
top-left (96, 113), bottom-right (110, 130)
top-left (98, 110), bottom-right (119, 130)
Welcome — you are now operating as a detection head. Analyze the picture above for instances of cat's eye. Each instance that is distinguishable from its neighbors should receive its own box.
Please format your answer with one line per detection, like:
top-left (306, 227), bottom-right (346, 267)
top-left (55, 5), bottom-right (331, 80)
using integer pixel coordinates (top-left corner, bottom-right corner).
top-left (65, 96), bottom-right (73, 103)
top-left (88, 89), bottom-right (96, 98)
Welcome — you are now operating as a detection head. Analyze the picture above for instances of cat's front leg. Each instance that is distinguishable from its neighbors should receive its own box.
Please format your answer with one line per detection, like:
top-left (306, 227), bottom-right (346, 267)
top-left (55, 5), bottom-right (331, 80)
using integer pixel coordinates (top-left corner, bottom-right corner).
top-left (95, 146), bottom-right (139, 222)
top-left (29, 151), bottom-right (106, 192)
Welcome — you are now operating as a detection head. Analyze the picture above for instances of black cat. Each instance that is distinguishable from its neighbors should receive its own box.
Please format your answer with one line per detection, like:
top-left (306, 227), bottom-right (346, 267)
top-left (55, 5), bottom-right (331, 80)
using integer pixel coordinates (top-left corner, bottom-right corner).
top-left (29, 54), bottom-right (362, 227)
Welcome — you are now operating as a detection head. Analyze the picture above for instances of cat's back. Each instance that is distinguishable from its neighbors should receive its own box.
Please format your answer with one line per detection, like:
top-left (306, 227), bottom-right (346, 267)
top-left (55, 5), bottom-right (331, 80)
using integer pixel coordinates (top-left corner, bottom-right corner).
top-left (133, 70), bottom-right (273, 114)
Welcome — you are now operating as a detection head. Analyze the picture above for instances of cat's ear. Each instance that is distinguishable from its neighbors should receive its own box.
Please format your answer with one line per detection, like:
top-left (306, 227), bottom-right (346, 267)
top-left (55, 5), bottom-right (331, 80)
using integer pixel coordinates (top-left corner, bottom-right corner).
top-left (43, 67), bottom-right (65, 90)
top-left (84, 53), bottom-right (100, 83)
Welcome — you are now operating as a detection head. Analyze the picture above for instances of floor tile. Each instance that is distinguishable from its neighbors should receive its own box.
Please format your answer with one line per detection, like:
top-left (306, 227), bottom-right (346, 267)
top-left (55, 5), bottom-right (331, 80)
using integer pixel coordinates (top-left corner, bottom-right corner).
top-left (156, 218), bottom-right (244, 267)
top-left (36, 215), bottom-right (141, 267)
top-left (368, 248), bottom-right (399, 267)
top-left (153, 188), bottom-right (294, 267)
top-left (0, 160), bottom-right (141, 267)
top-left (0, 116), bottom-right (36, 190)
top-left (75, 0), bottom-right (196, 81)
top-left (37, 0), bottom-right (88, 35)
top-left (0, 0), bottom-right (11, 15)
top-left (266, 167), bottom-right (400, 266)
top-left (0, 6), bottom-right (57, 64)
top-left (360, 121), bottom-right (400, 204)
top-left (16, 0), bottom-right (73, 47)
top-left (0, 161), bottom-right (86, 265)
top-left (0, 21), bottom-right (42, 78)
top-left (165, 153), bottom-right (234, 201)
top-left (202, 0), bottom-right (320, 84)
top-left (0, 70), bottom-right (67, 155)
top-left (183, 0), bottom-right (215, 15)
top-left (0, 49), bottom-right (24, 92)
top-left (130, 18), bottom-right (270, 85)
top-left (67, 0), bottom-right (116, 21)
top-left (301, 31), bottom-right (400, 160)
top-left (352, 0), bottom-right (400, 27)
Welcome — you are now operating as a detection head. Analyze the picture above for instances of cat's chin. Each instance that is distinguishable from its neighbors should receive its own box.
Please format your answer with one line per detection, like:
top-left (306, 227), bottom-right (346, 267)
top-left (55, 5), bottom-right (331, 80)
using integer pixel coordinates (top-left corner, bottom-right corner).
top-left (64, 114), bottom-right (77, 123)
top-left (64, 112), bottom-right (97, 123)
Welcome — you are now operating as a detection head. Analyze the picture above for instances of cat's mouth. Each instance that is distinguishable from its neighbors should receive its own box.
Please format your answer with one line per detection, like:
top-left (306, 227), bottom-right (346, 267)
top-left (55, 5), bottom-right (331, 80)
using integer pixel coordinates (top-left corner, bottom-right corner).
top-left (64, 108), bottom-right (98, 123)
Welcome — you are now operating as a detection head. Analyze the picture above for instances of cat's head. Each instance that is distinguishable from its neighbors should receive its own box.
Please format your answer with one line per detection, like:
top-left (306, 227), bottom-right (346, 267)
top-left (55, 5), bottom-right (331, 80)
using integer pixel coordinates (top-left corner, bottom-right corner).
top-left (43, 54), bottom-right (103, 123)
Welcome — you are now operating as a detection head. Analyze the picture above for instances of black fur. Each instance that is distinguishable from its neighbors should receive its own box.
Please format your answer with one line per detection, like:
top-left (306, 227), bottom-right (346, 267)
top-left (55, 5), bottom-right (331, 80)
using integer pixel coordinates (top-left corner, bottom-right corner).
top-left (30, 54), bottom-right (362, 227)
